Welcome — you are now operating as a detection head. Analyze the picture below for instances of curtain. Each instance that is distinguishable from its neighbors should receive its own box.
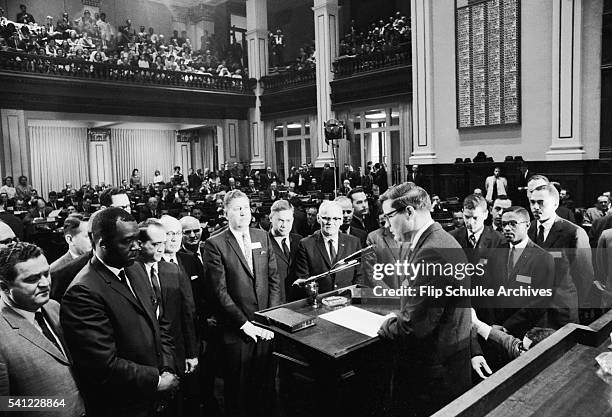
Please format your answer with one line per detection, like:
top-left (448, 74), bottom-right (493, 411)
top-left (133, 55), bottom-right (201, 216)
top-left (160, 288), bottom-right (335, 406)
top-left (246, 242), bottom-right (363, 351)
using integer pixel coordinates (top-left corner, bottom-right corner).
top-left (29, 126), bottom-right (89, 199)
top-left (110, 128), bottom-right (175, 186)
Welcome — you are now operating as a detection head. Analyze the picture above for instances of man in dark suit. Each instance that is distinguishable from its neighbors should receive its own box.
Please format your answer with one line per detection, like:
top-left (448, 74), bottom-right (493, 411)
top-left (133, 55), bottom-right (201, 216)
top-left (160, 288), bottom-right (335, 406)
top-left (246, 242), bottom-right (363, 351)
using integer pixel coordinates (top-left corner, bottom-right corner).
top-left (138, 197), bottom-right (160, 221)
top-left (527, 183), bottom-right (593, 310)
top-left (268, 200), bottom-right (302, 302)
top-left (335, 196), bottom-right (367, 247)
top-left (320, 163), bottom-right (335, 194)
top-left (363, 222), bottom-right (403, 289)
top-left (348, 188), bottom-right (378, 233)
top-left (406, 164), bottom-right (425, 187)
top-left (50, 215), bottom-right (91, 273)
top-left (589, 212), bottom-right (612, 248)
top-left (203, 190), bottom-right (281, 417)
top-left (0, 242), bottom-right (85, 417)
top-left (378, 183), bottom-right (472, 416)
top-left (490, 206), bottom-right (555, 337)
top-left (60, 208), bottom-right (179, 417)
top-left (293, 201), bottom-right (363, 296)
top-left (136, 219), bottom-right (199, 417)
top-left (259, 166), bottom-right (279, 190)
top-left (303, 206), bottom-right (320, 237)
top-left (179, 215), bottom-right (220, 416)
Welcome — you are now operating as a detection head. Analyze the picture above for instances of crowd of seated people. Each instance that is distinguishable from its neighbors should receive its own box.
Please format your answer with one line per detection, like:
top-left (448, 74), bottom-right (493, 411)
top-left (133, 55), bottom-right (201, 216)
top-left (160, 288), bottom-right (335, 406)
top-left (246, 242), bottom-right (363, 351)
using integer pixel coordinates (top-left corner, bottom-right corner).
top-left (338, 11), bottom-right (410, 58)
top-left (0, 5), bottom-right (246, 79)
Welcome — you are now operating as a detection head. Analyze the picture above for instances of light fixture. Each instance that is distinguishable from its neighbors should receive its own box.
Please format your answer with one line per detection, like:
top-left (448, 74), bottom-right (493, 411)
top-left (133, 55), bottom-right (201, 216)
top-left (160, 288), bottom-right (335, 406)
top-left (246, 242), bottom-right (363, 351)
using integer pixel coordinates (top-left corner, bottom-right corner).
top-left (365, 111), bottom-right (386, 120)
top-left (287, 123), bottom-right (302, 129)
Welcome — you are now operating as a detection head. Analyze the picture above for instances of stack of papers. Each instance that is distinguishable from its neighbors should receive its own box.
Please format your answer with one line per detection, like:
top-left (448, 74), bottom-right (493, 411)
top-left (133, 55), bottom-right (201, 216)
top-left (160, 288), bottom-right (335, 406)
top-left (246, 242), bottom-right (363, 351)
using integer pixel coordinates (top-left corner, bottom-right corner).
top-left (319, 306), bottom-right (387, 337)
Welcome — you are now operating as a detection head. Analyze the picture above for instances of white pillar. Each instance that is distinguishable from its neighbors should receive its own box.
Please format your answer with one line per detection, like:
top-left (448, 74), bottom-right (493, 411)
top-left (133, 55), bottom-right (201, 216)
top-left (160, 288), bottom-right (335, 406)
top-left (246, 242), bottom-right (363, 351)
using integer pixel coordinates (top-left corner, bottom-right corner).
top-left (87, 129), bottom-right (112, 186)
top-left (409, 0), bottom-right (436, 164)
top-left (547, 0), bottom-right (586, 160)
top-left (246, 0), bottom-right (268, 170)
top-left (313, 0), bottom-right (339, 168)
top-left (0, 109), bottom-right (29, 179)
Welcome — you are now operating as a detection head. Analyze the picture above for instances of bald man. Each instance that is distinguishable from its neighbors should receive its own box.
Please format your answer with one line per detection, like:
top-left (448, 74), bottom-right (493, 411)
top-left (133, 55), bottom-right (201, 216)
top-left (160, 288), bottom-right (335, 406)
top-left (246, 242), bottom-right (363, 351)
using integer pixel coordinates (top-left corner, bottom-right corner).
top-left (293, 201), bottom-right (363, 297)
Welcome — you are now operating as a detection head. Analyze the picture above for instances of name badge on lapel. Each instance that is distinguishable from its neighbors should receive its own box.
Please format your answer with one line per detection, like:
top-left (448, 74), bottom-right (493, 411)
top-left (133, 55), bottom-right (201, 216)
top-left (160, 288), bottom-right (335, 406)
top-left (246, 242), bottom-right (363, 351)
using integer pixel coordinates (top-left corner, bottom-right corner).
top-left (550, 251), bottom-right (562, 259)
top-left (516, 275), bottom-right (532, 285)
top-left (478, 258), bottom-right (488, 266)
top-left (251, 242), bottom-right (262, 249)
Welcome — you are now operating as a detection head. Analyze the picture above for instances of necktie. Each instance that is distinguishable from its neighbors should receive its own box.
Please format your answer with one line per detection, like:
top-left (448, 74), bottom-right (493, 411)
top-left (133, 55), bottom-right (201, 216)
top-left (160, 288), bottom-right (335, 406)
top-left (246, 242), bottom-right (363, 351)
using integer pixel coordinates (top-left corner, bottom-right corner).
top-left (282, 238), bottom-right (290, 258)
top-left (34, 311), bottom-right (63, 354)
top-left (536, 224), bottom-right (545, 245)
top-left (507, 246), bottom-right (515, 279)
top-left (468, 233), bottom-right (477, 248)
top-left (118, 270), bottom-right (136, 299)
top-left (242, 233), bottom-right (253, 272)
top-left (492, 179), bottom-right (498, 201)
top-left (328, 239), bottom-right (337, 264)
top-left (150, 266), bottom-right (162, 318)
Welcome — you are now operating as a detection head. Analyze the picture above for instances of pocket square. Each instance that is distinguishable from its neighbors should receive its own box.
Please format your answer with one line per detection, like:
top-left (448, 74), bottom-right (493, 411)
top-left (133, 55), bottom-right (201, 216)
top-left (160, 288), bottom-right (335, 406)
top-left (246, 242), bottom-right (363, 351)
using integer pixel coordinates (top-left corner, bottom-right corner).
top-left (191, 275), bottom-right (199, 281)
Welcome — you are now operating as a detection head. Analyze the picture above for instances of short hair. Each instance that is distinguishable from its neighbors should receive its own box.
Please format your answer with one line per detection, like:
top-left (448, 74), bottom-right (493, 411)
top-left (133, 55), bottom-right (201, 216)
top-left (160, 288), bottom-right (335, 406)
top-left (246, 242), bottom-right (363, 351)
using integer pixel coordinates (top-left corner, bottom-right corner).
top-left (347, 187), bottom-right (366, 202)
top-left (527, 174), bottom-right (549, 184)
top-left (463, 194), bottom-right (487, 211)
top-left (0, 242), bottom-right (43, 285)
top-left (502, 206), bottom-right (530, 222)
top-left (91, 207), bottom-right (135, 245)
top-left (525, 327), bottom-right (556, 346)
top-left (493, 195), bottom-right (512, 205)
top-left (532, 183), bottom-right (560, 203)
top-left (223, 189), bottom-right (248, 209)
top-left (138, 218), bottom-right (164, 242)
top-left (270, 200), bottom-right (293, 217)
top-left (334, 196), bottom-right (352, 208)
top-left (318, 200), bottom-right (342, 215)
top-left (380, 182), bottom-right (415, 203)
top-left (384, 182), bottom-right (431, 211)
top-left (63, 215), bottom-right (85, 237)
top-left (99, 187), bottom-right (127, 207)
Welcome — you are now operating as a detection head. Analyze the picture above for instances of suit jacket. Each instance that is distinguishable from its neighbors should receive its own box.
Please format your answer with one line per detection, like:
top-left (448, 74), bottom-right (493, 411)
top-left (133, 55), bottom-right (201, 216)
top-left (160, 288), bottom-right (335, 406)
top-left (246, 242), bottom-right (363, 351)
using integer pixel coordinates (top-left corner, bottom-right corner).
top-left (490, 240), bottom-right (555, 337)
top-left (294, 231), bottom-right (364, 296)
top-left (135, 260), bottom-right (198, 374)
top-left (0, 211), bottom-right (24, 239)
top-left (24, 206), bottom-right (53, 223)
top-left (203, 228), bottom-right (281, 343)
top-left (584, 207), bottom-right (606, 225)
top-left (528, 216), bottom-right (594, 304)
top-left (345, 226), bottom-right (367, 248)
top-left (596, 229), bottom-right (612, 308)
top-left (0, 299), bottom-right (85, 417)
top-left (450, 226), bottom-right (506, 265)
top-left (269, 232), bottom-right (302, 302)
top-left (320, 169), bottom-right (335, 194)
top-left (378, 222), bottom-right (472, 413)
top-left (50, 251), bottom-right (76, 273)
top-left (50, 252), bottom-right (92, 302)
top-left (363, 227), bottom-right (402, 289)
top-left (177, 248), bottom-right (211, 334)
top-left (589, 213), bottom-right (612, 248)
top-left (484, 175), bottom-right (508, 201)
top-left (350, 214), bottom-right (378, 234)
top-left (60, 257), bottom-right (176, 417)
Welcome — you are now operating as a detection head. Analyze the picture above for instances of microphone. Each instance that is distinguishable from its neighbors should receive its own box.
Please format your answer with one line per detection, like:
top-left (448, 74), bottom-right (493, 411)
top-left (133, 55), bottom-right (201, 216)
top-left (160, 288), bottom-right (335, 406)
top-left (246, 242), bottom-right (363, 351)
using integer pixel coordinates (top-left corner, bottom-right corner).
top-left (331, 244), bottom-right (375, 269)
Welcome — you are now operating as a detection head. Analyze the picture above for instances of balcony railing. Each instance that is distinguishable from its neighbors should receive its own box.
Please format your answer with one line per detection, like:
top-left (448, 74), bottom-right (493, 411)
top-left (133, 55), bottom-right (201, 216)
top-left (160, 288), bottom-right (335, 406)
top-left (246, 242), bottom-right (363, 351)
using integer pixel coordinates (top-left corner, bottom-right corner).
top-left (0, 51), bottom-right (256, 93)
top-left (332, 43), bottom-right (411, 77)
top-left (260, 67), bottom-right (316, 91)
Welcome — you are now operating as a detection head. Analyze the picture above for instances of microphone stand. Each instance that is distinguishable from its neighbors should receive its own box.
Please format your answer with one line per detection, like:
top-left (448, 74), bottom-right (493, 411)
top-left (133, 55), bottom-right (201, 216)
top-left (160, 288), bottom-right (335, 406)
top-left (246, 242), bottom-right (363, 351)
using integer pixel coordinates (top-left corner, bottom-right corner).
top-left (295, 245), bottom-right (375, 307)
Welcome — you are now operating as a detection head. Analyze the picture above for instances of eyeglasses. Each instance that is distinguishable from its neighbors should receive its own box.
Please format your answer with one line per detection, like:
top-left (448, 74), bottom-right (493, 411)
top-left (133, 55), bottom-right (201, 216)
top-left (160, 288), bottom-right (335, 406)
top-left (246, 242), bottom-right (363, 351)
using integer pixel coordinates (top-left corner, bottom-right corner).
top-left (166, 231), bottom-right (182, 238)
top-left (183, 228), bottom-right (202, 235)
top-left (320, 216), bottom-right (342, 223)
top-left (501, 220), bottom-right (529, 228)
top-left (382, 207), bottom-right (405, 222)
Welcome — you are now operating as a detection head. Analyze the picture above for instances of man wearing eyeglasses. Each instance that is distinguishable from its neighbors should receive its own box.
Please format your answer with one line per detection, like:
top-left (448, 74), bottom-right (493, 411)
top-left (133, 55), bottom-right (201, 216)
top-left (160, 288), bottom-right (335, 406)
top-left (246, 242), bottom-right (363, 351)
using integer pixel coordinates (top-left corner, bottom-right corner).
top-left (377, 183), bottom-right (472, 416)
top-left (491, 207), bottom-right (555, 338)
top-left (293, 200), bottom-right (363, 297)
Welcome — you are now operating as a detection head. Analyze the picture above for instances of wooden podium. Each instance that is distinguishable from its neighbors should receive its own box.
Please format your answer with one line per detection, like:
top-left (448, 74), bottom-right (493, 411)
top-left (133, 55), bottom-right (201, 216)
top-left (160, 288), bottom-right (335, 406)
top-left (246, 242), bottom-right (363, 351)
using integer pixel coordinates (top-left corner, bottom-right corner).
top-left (254, 285), bottom-right (400, 417)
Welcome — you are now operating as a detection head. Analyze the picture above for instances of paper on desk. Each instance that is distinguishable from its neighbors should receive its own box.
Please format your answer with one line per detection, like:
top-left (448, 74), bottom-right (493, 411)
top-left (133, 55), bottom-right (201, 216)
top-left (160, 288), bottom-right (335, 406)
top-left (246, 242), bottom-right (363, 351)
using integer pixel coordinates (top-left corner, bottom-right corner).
top-left (319, 306), bottom-right (387, 337)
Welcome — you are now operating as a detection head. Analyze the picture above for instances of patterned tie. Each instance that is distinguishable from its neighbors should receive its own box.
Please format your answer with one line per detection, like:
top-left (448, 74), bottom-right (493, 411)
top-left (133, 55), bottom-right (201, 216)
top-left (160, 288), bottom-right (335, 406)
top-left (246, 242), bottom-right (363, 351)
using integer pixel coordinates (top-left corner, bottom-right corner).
top-left (242, 233), bottom-right (253, 272)
top-left (34, 311), bottom-right (63, 354)
top-left (282, 238), bottom-right (290, 258)
top-left (536, 224), bottom-right (545, 245)
top-left (468, 233), bottom-right (477, 248)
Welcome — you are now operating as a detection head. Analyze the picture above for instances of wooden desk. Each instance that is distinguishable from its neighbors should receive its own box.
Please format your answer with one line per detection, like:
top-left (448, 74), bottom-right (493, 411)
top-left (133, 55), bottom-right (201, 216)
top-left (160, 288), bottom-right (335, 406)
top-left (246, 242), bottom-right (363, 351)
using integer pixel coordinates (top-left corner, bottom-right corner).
top-left (255, 286), bottom-right (400, 417)
top-left (434, 309), bottom-right (612, 417)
